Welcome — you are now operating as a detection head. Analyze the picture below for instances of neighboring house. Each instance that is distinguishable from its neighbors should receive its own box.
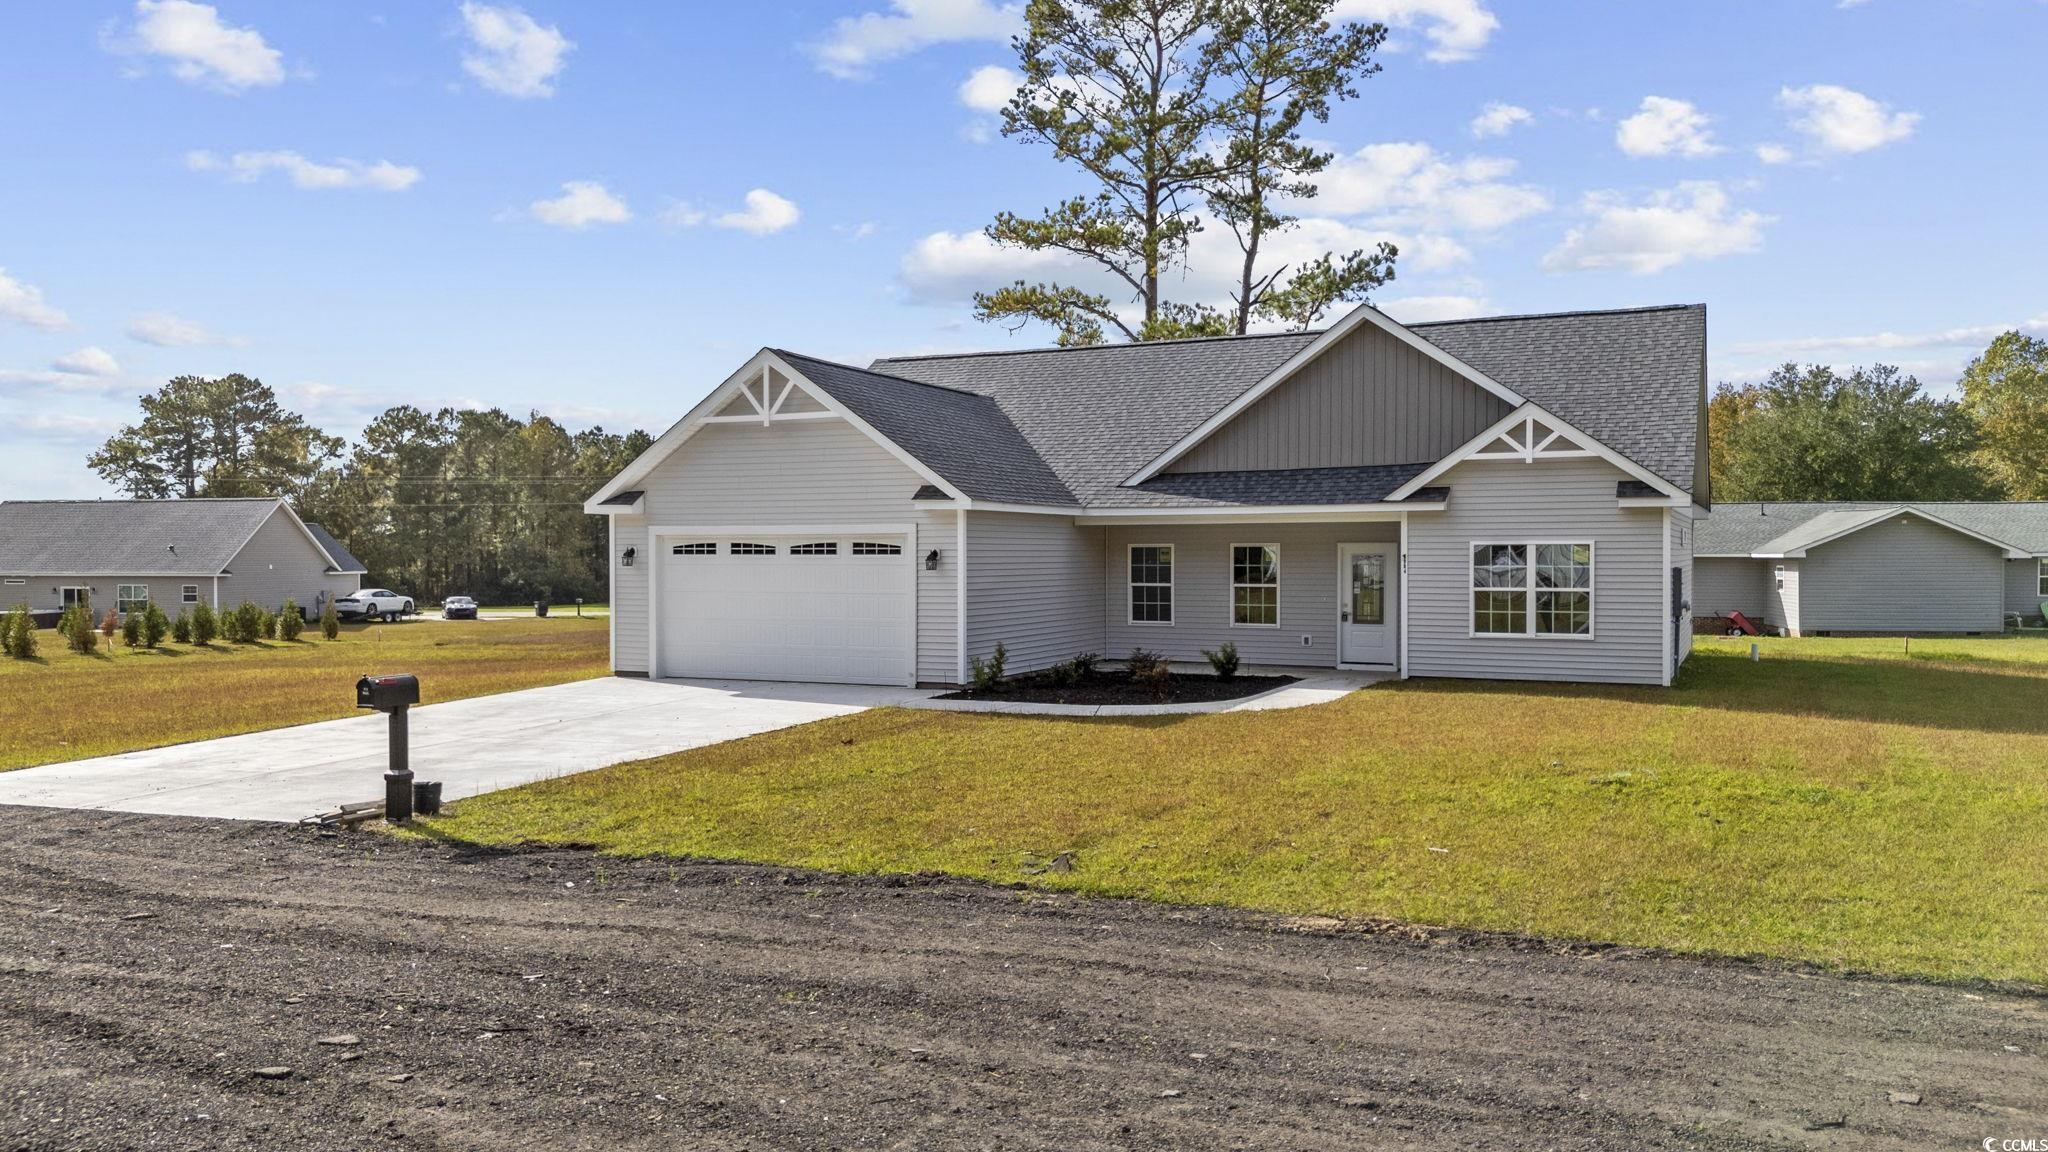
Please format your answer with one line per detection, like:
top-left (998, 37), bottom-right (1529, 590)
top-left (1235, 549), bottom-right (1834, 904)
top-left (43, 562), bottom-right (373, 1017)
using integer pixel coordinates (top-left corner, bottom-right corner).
top-left (1695, 502), bottom-right (2048, 635)
top-left (586, 303), bottom-right (1708, 688)
top-left (0, 498), bottom-right (366, 622)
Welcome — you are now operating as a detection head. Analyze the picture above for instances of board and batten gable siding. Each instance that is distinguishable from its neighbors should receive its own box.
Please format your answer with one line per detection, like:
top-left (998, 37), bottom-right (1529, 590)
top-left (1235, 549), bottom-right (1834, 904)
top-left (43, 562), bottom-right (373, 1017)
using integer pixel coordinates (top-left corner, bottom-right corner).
top-left (2008, 558), bottom-right (2046, 623)
top-left (963, 513), bottom-right (1104, 675)
top-left (1795, 516), bottom-right (2005, 633)
top-left (1165, 322), bottom-right (1512, 474)
top-left (1693, 557), bottom-right (1767, 619)
top-left (608, 418), bottom-right (958, 683)
top-left (1098, 521), bottom-right (1398, 667)
top-left (1763, 560), bottom-right (1800, 634)
top-left (219, 508), bottom-right (358, 614)
top-left (1405, 458), bottom-right (1665, 685)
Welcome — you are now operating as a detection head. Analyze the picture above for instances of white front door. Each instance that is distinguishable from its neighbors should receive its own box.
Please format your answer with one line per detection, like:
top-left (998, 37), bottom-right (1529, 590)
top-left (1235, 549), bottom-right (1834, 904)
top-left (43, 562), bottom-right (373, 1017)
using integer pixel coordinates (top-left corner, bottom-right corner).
top-left (1338, 543), bottom-right (1396, 666)
top-left (657, 534), bottom-right (914, 685)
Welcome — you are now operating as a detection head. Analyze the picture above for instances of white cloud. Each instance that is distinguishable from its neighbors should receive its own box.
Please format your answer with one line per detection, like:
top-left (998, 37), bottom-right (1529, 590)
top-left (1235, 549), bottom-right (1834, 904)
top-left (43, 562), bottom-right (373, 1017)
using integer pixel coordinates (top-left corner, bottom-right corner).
top-left (1311, 142), bottom-right (1549, 232)
top-left (527, 181), bottom-right (631, 229)
top-left (0, 269), bottom-right (69, 330)
top-left (1755, 142), bottom-right (1794, 165)
top-left (126, 311), bottom-right (239, 346)
top-left (1543, 181), bottom-right (1769, 275)
top-left (19, 412), bottom-right (126, 439)
top-left (186, 149), bottom-right (420, 191)
top-left (1469, 102), bottom-right (1531, 138)
top-left (1729, 315), bottom-right (2048, 358)
top-left (836, 221), bottom-right (880, 241)
top-left (460, 2), bottom-right (573, 98)
top-left (1331, 0), bottom-right (1499, 63)
top-left (1615, 96), bottom-right (1719, 158)
top-left (657, 201), bottom-right (707, 232)
top-left (1378, 295), bottom-right (1494, 324)
top-left (715, 189), bottom-right (801, 235)
top-left (810, 0), bottom-right (1023, 79)
top-left (0, 369), bottom-right (126, 395)
top-left (1777, 84), bottom-right (1918, 154)
top-left (958, 64), bottom-right (1019, 112)
top-left (110, 0), bottom-right (285, 91)
top-left (52, 347), bottom-right (120, 377)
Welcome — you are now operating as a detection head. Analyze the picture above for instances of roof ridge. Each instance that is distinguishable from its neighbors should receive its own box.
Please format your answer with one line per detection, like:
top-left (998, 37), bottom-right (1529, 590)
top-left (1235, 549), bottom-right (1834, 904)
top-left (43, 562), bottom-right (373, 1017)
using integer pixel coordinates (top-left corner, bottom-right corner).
top-left (0, 496), bottom-right (281, 505)
top-left (772, 347), bottom-right (990, 399)
top-left (870, 328), bottom-right (1317, 365)
top-left (1712, 499), bottom-right (2048, 508)
top-left (1406, 303), bottom-right (1702, 328)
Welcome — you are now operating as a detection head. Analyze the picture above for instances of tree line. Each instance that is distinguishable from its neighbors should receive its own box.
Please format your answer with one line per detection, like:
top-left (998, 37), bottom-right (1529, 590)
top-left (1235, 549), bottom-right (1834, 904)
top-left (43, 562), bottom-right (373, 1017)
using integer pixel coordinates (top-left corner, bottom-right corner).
top-left (1709, 331), bottom-right (2048, 501)
top-left (89, 375), bottom-right (651, 604)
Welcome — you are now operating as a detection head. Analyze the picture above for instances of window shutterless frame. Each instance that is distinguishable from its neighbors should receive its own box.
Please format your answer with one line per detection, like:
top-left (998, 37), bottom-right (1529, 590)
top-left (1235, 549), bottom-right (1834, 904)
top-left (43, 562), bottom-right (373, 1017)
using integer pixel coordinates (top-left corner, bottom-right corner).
top-left (181, 585), bottom-right (200, 603)
top-left (1127, 543), bottom-right (1174, 625)
top-left (1467, 540), bottom-right (1595, 639)
top-left (1228, 543), bottom-right (1280, 628)
top-left (2039, 558), bottom-right (2047, 597)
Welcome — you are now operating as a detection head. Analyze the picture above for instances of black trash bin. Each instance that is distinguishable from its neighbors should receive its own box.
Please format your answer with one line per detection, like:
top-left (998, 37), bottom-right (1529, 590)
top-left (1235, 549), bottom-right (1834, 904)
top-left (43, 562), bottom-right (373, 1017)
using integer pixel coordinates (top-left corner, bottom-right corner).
top-left (534, 601), bottom-right (549, 618)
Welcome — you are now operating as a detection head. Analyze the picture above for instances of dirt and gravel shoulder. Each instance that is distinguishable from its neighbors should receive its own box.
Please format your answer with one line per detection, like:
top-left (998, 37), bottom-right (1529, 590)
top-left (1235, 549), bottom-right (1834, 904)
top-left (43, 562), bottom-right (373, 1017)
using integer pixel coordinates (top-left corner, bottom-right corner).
top-left (1, 805), bottom-right (2041, 1151)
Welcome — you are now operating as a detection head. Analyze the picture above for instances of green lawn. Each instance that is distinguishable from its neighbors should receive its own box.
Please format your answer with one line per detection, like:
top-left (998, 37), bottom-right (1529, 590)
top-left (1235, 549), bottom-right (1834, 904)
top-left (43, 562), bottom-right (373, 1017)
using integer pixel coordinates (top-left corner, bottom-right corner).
top-left (0, 617), bottom-right (609, 771)
top-left (429, 633), bottom-right (2048, 985)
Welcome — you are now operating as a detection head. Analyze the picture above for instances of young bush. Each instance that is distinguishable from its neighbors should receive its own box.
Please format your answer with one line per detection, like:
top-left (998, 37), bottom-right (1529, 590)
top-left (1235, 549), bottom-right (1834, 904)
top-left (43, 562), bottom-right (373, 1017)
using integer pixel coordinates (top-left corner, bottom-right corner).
top-left (968, 641), bottom-right (1008, 692)
top-left (278, 598), bottom-right (303, 641)
top-left (121, 610), bottom-right (143, 648)
top-left (64, 606), bottom-right (97, 655)
top-left (3, 603), bottom-right (30, 659)
top-left (320, 598), bottom-right (339, 640)
top-left (1201, 641), bottom-right (1240, 680)
top-left (1127, 647), bottom-right (1171, 687)
top-left (1047, 660), bottom-right (1079, 688)
top-left (100, 608), bottom-right (119, 640)
top-left (142, 602), bottom-right (169, 649)
top-left (259, 610), bottom-right (277, 641)
top-left (172, 610), bottom-right (192, 644)
top-left (1069, 651), bottom-right (1099, 678)
top-left (191, 602), bottom-right (218, 646)
top-left (234, 601), bottom-right (266, 643)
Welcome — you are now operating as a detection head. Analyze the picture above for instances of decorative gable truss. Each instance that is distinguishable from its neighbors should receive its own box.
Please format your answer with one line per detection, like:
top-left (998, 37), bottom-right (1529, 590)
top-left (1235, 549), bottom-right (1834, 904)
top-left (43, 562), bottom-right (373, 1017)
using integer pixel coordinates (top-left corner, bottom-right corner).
top-left (703, 363), bottom-right (834, 426)
top-left (1467, 412), bottom-right (1597, 462)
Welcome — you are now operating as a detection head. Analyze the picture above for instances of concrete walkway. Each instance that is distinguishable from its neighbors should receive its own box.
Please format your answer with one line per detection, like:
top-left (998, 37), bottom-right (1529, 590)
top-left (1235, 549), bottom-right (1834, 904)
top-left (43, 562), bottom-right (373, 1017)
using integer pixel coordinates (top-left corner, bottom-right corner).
top-left (904, 670), bottom-right (1387, 717)
top-left (0, 676), bottom-right (928, 823)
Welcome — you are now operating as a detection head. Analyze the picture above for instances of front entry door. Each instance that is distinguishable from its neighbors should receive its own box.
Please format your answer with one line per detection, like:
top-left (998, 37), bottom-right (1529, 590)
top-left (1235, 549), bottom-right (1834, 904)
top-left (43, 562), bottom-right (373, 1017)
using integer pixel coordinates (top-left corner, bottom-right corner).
top-left (1338, 544), bottom-right (1397, 666)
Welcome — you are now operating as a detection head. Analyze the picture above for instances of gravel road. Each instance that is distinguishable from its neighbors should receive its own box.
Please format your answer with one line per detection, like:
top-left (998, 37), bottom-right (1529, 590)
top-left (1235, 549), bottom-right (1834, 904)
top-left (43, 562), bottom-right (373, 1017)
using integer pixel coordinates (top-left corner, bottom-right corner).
top-left (1, 805), bottom-right (2040, 1150)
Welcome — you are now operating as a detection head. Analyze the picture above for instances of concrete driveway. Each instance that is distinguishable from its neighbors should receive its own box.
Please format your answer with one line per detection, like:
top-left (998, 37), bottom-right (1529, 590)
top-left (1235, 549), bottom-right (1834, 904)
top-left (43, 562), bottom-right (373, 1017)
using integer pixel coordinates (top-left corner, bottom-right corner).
top-left (0, 677), bottom-right (927, 823)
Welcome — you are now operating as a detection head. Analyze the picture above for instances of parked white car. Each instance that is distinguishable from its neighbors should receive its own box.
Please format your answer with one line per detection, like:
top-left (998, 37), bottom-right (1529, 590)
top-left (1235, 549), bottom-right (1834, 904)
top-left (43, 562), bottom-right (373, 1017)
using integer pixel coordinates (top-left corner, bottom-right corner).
top-left (334, 588), bottom-right (415, 622)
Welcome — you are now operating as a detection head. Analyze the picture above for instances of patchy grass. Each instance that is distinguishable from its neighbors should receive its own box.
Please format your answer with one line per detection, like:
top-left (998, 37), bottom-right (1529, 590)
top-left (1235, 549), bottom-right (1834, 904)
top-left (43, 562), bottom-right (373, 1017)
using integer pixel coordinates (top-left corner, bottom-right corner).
top-left (433, 634), bottom-right (2048, 984)
top-left (0, 618), bottom-right (608, 771)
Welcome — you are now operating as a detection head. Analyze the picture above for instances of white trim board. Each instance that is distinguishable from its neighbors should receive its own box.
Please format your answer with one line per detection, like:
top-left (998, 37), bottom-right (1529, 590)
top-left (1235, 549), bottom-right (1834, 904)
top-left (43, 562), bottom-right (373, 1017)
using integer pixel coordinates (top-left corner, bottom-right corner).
top-left (1126, 302), bottom-right (1525, 485)
top-left (1387, 403), bottom-right (1688, 503)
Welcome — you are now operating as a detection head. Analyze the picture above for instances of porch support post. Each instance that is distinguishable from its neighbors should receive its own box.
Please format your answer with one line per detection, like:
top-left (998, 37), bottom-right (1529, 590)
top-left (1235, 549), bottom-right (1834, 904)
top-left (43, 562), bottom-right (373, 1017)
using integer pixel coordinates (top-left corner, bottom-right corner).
top-left (1660, 507), bottom-right (1673, 686)
top-left (954, 509), bottom-right (968, 685)
top-left (1398, 512), bottom-right (1410, 680)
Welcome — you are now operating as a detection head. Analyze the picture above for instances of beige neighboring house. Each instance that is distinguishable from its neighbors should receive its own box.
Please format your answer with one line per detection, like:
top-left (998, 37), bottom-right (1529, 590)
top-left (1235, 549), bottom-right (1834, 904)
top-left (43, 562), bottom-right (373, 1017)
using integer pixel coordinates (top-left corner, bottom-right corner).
top-left (0, 497), bottom-right (366, 623)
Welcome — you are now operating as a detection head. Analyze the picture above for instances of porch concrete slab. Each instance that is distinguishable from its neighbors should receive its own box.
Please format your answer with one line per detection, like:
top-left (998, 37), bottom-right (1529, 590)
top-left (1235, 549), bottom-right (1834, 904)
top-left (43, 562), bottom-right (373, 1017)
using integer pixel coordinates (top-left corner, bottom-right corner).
top-left (0, 676), bottom-right (929, 824)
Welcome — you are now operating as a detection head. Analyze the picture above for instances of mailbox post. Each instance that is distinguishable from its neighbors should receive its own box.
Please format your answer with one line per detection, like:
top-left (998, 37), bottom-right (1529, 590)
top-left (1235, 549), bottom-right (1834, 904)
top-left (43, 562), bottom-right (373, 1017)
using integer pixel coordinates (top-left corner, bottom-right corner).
top-left (356, 674), bottom-right (421, 822)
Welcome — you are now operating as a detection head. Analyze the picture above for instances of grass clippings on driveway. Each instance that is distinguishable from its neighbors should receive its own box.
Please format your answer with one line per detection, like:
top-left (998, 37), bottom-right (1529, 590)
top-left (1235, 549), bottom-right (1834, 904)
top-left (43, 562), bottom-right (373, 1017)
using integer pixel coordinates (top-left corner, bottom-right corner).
top-left (0, 618), bottom-right (608, 771)
top-left (432, 634), bottom-right (2048, 984)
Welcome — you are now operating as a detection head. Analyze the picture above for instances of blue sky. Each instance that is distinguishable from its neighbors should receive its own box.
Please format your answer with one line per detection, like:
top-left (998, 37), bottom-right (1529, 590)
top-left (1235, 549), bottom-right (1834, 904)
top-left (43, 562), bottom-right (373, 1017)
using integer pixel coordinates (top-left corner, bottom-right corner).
top-left (3, 0), bottom-right (2044, 497)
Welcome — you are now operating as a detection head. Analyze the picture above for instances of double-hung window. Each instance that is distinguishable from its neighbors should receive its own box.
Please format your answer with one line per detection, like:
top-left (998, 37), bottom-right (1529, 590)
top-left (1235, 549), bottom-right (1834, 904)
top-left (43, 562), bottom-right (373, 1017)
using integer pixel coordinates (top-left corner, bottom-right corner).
top-left (1471, 542), bottom-right (1593, 637)
top-left (181, 585), bottom-right (200, 604)
top-left (117, 585), bottom-right (149, 615)
top-left (1230, 545), bottom-right (1278, 627)
top-left (2039, 558), bottom-right (2047, 597)
top-left (1129, 545), bottom-right (1173, 624)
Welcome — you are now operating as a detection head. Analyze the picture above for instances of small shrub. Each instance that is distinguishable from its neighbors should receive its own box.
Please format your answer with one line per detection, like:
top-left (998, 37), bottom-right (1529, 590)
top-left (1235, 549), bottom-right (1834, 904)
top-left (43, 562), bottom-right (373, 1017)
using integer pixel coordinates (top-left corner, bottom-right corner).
top-left (142, 602), bottom-right (169, 649)
top-left (191, 602), bottom-right (218, 646)
top-left (278, 599), bottom-right (303, 641)
top-left (1069, 651), bottom-right (1099, 678)
top-left (100, 608), bottom-right (119, 640)
top-left (172, 610), bottom-right (192, 644)
top-left (227, 601), bottom-right (264, 643)
top-left (1046, 660), bottom-right (1079, 688)
top-left (320, 598), bottom-right (339, 640)
top-left (11, 606), bottom-right (37, 660)
top-left (1127, 647), bottom-right (1171, 685)
top-left (259, 610), bottom-right (278, 641)
top-left (63, 606), bottom-right (97, 655)
top-left (1201, 641), bottom-right (1240, 680)
top-left (968, 641), bottom-right (1008, 692)
top-left (121, 610), bottom-right (143, 648)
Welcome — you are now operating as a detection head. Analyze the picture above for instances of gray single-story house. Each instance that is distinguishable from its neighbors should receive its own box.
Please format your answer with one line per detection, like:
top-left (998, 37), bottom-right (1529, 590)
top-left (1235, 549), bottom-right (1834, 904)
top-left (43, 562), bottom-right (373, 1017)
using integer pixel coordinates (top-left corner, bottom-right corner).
top-left (586, 302), bottom-right (1709, 688)
top-left (0, 497), bottom-right (366, 622)
top-left (1694, 502), bottom-right (2048, 635)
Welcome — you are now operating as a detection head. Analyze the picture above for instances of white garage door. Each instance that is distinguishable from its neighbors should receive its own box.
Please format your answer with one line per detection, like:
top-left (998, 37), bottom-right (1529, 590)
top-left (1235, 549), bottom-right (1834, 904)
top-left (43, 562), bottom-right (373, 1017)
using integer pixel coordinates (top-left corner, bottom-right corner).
top-left (657, 534), bottom-right (913, 685)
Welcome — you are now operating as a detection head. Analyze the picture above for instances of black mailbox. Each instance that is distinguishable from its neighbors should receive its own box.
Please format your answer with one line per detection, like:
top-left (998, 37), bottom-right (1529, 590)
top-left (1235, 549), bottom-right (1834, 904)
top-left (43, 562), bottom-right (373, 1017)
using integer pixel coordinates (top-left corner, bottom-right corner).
top-left (356, 673), bottom-right (420, 712)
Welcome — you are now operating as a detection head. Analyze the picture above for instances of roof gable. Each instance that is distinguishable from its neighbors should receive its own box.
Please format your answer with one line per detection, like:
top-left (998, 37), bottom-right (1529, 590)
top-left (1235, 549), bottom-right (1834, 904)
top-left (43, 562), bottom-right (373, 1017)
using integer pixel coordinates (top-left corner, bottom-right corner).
top-left (1700, 502), bottom-right (2037, 558)
top-left (0, 498), bottom-right (291, 574)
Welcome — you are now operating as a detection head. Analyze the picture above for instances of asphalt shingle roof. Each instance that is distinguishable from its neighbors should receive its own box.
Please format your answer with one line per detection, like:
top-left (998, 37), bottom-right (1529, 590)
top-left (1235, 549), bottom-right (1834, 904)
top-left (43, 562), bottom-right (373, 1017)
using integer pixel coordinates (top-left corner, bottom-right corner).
top-left (1697, 502), bottom-right (2048, 556)
top-left (303, 521), bottom-right (366, 574)
top-left (775, 351), bottom-right (1078, 506)
top-left (1128, 463), bottom-right (1430, 506)
top-left (856, 305), bottom-right (1706, 508)
top-left (0, 498), bottom-right (284, 575)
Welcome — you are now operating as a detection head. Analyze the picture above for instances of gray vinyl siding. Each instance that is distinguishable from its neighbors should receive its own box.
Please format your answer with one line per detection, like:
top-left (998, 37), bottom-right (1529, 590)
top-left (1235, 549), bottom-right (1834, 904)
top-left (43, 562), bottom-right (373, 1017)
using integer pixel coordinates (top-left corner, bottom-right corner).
top-left (1693, 558), bottom-right (1766, 618)
top-left (1405, 458), bottom-right (1665, 685)
top-left (1764, 560), bottom-right (1799, 634)
top-left (1166, 321), bottom-right (1511, 474)
top-left (964, 512), bottom-right (1104, 675)
top-left (1672, 505), bottom-right (1693, 665)
top-left (1098, 522), bottom-right (1399, 667)
top-left (2009, 558), bottom-right (2046, 623)
top-left (0, 574), bottom-right (213, 616)
top-left (610, 513), bottom-right (648, 673)
top-left (1795, 516), bottom-right (2004, 633)
top-left (609, 418), bottom-right (957, 683)
top-left (219, 508), bottom-right (359, 615)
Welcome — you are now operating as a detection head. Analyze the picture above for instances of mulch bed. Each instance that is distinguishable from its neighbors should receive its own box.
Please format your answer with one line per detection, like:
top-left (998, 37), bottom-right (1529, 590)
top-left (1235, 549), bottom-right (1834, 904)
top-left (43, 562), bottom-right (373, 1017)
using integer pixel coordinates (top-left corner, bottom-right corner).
top-left (939, 669), bottom-right (1296, 706)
